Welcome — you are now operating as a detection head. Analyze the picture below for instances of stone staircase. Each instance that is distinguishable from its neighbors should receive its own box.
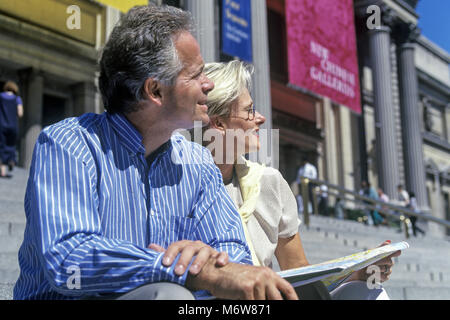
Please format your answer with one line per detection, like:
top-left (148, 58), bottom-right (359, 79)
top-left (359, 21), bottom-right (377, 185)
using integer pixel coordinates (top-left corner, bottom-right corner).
top-left (293, 214), bottom-right (450, 300)
top-left (1, 167), bottom-right (449, 300)
top-left (0, 167), bottom-right (27, 300)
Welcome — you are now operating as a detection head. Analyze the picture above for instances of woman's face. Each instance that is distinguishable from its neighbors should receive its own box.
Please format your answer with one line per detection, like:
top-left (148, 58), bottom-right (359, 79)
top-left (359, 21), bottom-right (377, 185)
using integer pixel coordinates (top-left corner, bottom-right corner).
top-left (220, 88), bottom-right (266, 158)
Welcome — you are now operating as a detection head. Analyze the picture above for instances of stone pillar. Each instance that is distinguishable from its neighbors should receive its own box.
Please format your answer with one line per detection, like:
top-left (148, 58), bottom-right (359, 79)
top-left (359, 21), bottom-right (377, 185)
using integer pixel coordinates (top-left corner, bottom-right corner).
top-left (20, 70), bottom-right (44, 169)
top-left (339, 106), bottom-right (356, 192)
top-left (105, 6), bottom-right (121, 41)
top-left (323, 98), bottom-right (339, 185)
top-left (250, 0), bottom-right (273, 166)
top-left (72, 82), bottom-right (96, 116)
top-left (184, 0), bottom-right (217, 62)
top-left (368, 26), bottom-right (400, 198)
top-left (430, 171), bottom-right (445, 238)
top-left (398, 40), bottom-right (428, 210)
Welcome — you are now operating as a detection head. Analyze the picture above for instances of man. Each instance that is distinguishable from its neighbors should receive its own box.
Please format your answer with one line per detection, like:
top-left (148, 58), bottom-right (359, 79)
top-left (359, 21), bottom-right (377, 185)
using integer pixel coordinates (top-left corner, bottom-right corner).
top-left (296, 157), bottom-right (318, 182)
top-left (296, 156), bottom-right (318, 213)
top-left (397, 184), bottom-right (410, 207)
top-left (13, 5), bottom-right (296, 300)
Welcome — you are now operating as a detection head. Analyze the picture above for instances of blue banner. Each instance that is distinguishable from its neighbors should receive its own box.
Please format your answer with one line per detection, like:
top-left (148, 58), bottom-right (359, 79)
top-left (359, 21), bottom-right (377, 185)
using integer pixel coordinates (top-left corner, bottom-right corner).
top-left (221, 0), bottom-right (252, 62)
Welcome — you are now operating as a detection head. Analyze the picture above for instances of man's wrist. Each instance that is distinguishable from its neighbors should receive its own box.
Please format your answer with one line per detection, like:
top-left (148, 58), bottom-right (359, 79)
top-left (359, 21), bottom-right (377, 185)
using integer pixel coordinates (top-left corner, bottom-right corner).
top-left (185, 256), bottom-right (218, 292)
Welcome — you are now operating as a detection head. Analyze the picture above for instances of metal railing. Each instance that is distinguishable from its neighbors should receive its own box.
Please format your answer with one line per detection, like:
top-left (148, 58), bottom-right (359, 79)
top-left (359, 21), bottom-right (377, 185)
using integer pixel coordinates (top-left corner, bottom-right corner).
top-left (299, 177), bottom-right (450, 238)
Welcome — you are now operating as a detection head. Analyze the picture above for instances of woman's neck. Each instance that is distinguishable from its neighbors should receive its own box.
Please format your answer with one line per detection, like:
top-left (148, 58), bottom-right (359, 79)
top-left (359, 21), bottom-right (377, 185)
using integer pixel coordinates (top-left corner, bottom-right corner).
top-left (217, 163), bottom-right (235, 185)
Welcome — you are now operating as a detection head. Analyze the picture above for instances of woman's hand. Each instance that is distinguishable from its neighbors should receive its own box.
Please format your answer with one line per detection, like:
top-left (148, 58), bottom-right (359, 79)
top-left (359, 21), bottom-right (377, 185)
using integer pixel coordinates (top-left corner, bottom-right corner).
top-left (148, 240), bottom-right (229, 276)
top-left (347, 240), bottom-right (402, 283)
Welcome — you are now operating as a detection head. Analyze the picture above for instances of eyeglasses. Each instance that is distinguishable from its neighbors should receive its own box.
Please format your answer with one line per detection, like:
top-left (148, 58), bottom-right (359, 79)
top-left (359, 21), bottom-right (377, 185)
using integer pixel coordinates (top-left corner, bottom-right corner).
top-left (229, 105), bottom-right (256, 121)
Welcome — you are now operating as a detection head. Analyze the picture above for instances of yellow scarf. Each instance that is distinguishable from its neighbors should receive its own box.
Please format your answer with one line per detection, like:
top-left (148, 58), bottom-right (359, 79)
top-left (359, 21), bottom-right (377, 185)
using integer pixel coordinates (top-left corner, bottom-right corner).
top-left (234, 157), bottom-right (265, 266)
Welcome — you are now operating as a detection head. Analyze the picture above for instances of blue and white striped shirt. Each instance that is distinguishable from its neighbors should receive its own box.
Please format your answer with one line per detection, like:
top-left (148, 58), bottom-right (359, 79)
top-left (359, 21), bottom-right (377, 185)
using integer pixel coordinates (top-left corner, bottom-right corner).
top-left (14, 112), bottom-right (251, 300)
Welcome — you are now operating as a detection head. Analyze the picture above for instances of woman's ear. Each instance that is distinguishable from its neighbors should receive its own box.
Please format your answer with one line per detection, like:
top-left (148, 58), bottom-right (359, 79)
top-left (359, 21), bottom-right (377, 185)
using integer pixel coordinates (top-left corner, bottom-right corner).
top-left (209, 116), bottom-right (226, 134)
top-left (142, 78), bottom-right (163, 106)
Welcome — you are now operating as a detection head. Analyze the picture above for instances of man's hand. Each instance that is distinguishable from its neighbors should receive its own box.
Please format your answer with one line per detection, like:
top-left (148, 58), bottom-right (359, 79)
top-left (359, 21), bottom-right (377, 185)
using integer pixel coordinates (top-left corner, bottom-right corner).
top-left (186, 259), bottom-right (298, 300)
top-left (148, 240), bottom-right (229, 276)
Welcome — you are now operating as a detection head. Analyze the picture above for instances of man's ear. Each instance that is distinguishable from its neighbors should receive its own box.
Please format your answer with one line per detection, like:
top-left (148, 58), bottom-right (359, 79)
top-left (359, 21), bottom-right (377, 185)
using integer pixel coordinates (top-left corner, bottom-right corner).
top-left (142, 78), bottom-right (163, 106)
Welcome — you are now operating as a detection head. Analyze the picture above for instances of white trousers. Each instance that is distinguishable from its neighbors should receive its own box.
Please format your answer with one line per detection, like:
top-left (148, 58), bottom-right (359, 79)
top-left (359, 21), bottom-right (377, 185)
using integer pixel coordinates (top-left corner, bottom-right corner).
top-left (330, 281), bottom-right (390, 300)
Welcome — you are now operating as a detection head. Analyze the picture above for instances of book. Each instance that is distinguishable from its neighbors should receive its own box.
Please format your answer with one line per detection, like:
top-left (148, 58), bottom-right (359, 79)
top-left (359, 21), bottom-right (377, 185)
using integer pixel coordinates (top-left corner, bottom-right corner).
top-left (277, 241), bottom-right (409, 292)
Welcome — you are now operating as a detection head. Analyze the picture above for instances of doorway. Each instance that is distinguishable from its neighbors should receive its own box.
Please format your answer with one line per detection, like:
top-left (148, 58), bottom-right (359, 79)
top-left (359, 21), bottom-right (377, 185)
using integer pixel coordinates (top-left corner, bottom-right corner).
top-left (42, 94), bottom-right (66, 128)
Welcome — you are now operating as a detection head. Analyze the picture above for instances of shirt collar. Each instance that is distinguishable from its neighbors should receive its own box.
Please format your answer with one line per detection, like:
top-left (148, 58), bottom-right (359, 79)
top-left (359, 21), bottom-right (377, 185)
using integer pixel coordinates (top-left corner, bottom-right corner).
top-left (146, 139), bottom-right (172, 167)
top-left (106, 112), bottom-right (145, 155)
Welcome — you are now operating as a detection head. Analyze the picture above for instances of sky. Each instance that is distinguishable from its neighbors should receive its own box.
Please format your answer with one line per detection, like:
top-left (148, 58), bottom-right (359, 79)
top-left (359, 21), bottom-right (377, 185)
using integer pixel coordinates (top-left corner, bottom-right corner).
top-left (416, 0), bottom-right (450, 53)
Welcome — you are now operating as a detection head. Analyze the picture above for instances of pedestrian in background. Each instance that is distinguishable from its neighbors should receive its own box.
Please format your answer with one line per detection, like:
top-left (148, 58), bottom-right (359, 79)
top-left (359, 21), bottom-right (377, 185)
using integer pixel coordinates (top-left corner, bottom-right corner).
top-left (0, 81), bottom-right (23, 178)
top-left (335, 197), bottom-right (345, 220)
top-left (408, 191), bottom-right (426, 237)
top-left (296, 156), bottom-right (318, 214)
top-left (377, 188), bottom-right (390, 225)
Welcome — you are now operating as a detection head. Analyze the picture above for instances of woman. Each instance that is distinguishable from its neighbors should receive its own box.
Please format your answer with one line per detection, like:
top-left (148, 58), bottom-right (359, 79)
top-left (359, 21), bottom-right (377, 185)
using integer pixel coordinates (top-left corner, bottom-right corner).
top-left (0, 81), bottom-right (23, 177)
top-left (201, 61), bottom-right (307, 271)
top-left (202, 60), bottom-right (400, 299)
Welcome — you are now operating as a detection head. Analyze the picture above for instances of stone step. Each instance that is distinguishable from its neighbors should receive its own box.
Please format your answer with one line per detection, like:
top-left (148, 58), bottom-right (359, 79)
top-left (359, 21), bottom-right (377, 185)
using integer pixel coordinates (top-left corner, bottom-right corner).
top-left (0, 221), bottom-right (26, 237)
top-left (0, 235), bottom-right (24, 253)
top-left (389, 270), bottom-right (450, 284)
top-left (0, 283), bottom-right (14, 300)
top-left (0, 190), bottom-right (26, 201)
top-left (0, 200), bottom-right (26, 216)
top-left (306, 225), bottom-right (441, 243)
top-left (0, 269), bottom-right (19, 284)
top-left (403, 286), bottom-right (450, 300)
top-left (300, 229), bottom-right (450, 259)
top-left (0, 212), bottom-right (25, 222)
top-left (301, 223), bottom-right (444, 246)
top-left (302, 223), bottom-right (403, 238)
top-left (377, 279), bottom-right (450, 289)
top-left (305, 217), bottom-right (436, 237)
top-left (302, 237), bottom-right (450, 263)
top-left (383, 286), bottom-right (405, 300)
top-left (0, 252), bottom-right (19, 270)
top-left (302, 249), bottom-right (449, 274)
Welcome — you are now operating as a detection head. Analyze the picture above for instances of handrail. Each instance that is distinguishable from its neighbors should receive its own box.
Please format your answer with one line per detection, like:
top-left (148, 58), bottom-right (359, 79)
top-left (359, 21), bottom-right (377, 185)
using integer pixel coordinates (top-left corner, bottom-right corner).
top-left (299, 177), bottom-right (450, 238)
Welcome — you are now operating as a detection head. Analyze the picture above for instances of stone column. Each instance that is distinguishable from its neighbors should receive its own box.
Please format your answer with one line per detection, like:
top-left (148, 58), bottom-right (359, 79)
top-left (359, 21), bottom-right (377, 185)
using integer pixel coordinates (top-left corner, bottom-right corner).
top-left (323, 98), bottom-right (338, 185)
top-left (339, 106), bottom-right (356, 192)
top-left (398, 37), bottom-right (428, 210)
top-left (430, 171), bottom-right (445, 238)
top-left (72, 82), bottom-right (96, 116)
top-left (19, 70), bottom-right (44, 169)
top-left (368, 26), bottom-right (400, 198)
top-left (250, 0), bottom-right (273, 166)
top-left (184, 0), bottom-right (217, 62)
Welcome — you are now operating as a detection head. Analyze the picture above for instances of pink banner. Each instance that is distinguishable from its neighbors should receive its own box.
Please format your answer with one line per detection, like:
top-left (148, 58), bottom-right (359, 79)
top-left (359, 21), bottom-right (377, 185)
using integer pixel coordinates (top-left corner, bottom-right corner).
top-left (286, 0), bottom-right (361, 113)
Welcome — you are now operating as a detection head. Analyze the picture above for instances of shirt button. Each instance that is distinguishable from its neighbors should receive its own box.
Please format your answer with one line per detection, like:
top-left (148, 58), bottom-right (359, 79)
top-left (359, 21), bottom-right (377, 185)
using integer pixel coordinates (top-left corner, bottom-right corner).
top-left (150, 209), bottom-right (155, 216)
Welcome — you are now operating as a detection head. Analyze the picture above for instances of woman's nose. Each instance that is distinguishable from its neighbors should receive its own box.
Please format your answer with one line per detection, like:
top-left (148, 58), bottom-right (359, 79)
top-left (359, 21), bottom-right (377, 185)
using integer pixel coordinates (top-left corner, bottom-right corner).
top-left (255, 111), bottom-right (266, 124)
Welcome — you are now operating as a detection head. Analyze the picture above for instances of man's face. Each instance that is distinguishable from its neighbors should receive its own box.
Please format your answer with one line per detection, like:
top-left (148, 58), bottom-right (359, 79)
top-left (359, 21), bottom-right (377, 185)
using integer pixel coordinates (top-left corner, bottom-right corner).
top-left (164, 32), bottom-right (214, 129)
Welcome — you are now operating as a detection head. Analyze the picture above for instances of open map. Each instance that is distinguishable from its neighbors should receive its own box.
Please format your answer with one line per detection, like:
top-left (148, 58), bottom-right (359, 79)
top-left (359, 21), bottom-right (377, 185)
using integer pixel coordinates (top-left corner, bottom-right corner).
top-left (277, 241), bottom-right (409, 291)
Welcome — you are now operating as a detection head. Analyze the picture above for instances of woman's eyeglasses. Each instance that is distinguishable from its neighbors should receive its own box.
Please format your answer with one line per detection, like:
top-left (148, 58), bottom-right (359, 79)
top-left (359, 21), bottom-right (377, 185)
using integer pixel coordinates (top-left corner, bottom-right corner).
top-left (229, 105), bottom-right (256, 121)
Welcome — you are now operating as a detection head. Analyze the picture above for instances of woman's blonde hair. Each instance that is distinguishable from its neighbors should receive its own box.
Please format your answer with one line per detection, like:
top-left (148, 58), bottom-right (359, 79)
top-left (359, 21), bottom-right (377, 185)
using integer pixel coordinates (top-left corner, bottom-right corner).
top-left (204, 60), bottom-right (253, 118)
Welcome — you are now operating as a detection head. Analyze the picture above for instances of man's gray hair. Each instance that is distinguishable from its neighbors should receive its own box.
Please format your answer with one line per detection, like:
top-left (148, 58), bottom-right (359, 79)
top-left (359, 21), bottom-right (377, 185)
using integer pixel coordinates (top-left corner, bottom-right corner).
top-left (99, 4), bottom-right (194, 114)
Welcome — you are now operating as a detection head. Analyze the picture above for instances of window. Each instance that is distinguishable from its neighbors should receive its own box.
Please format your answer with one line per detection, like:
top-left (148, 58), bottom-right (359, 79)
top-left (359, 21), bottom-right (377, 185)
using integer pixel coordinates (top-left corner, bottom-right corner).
top-left (267, 8), bottom-right (288, 83)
